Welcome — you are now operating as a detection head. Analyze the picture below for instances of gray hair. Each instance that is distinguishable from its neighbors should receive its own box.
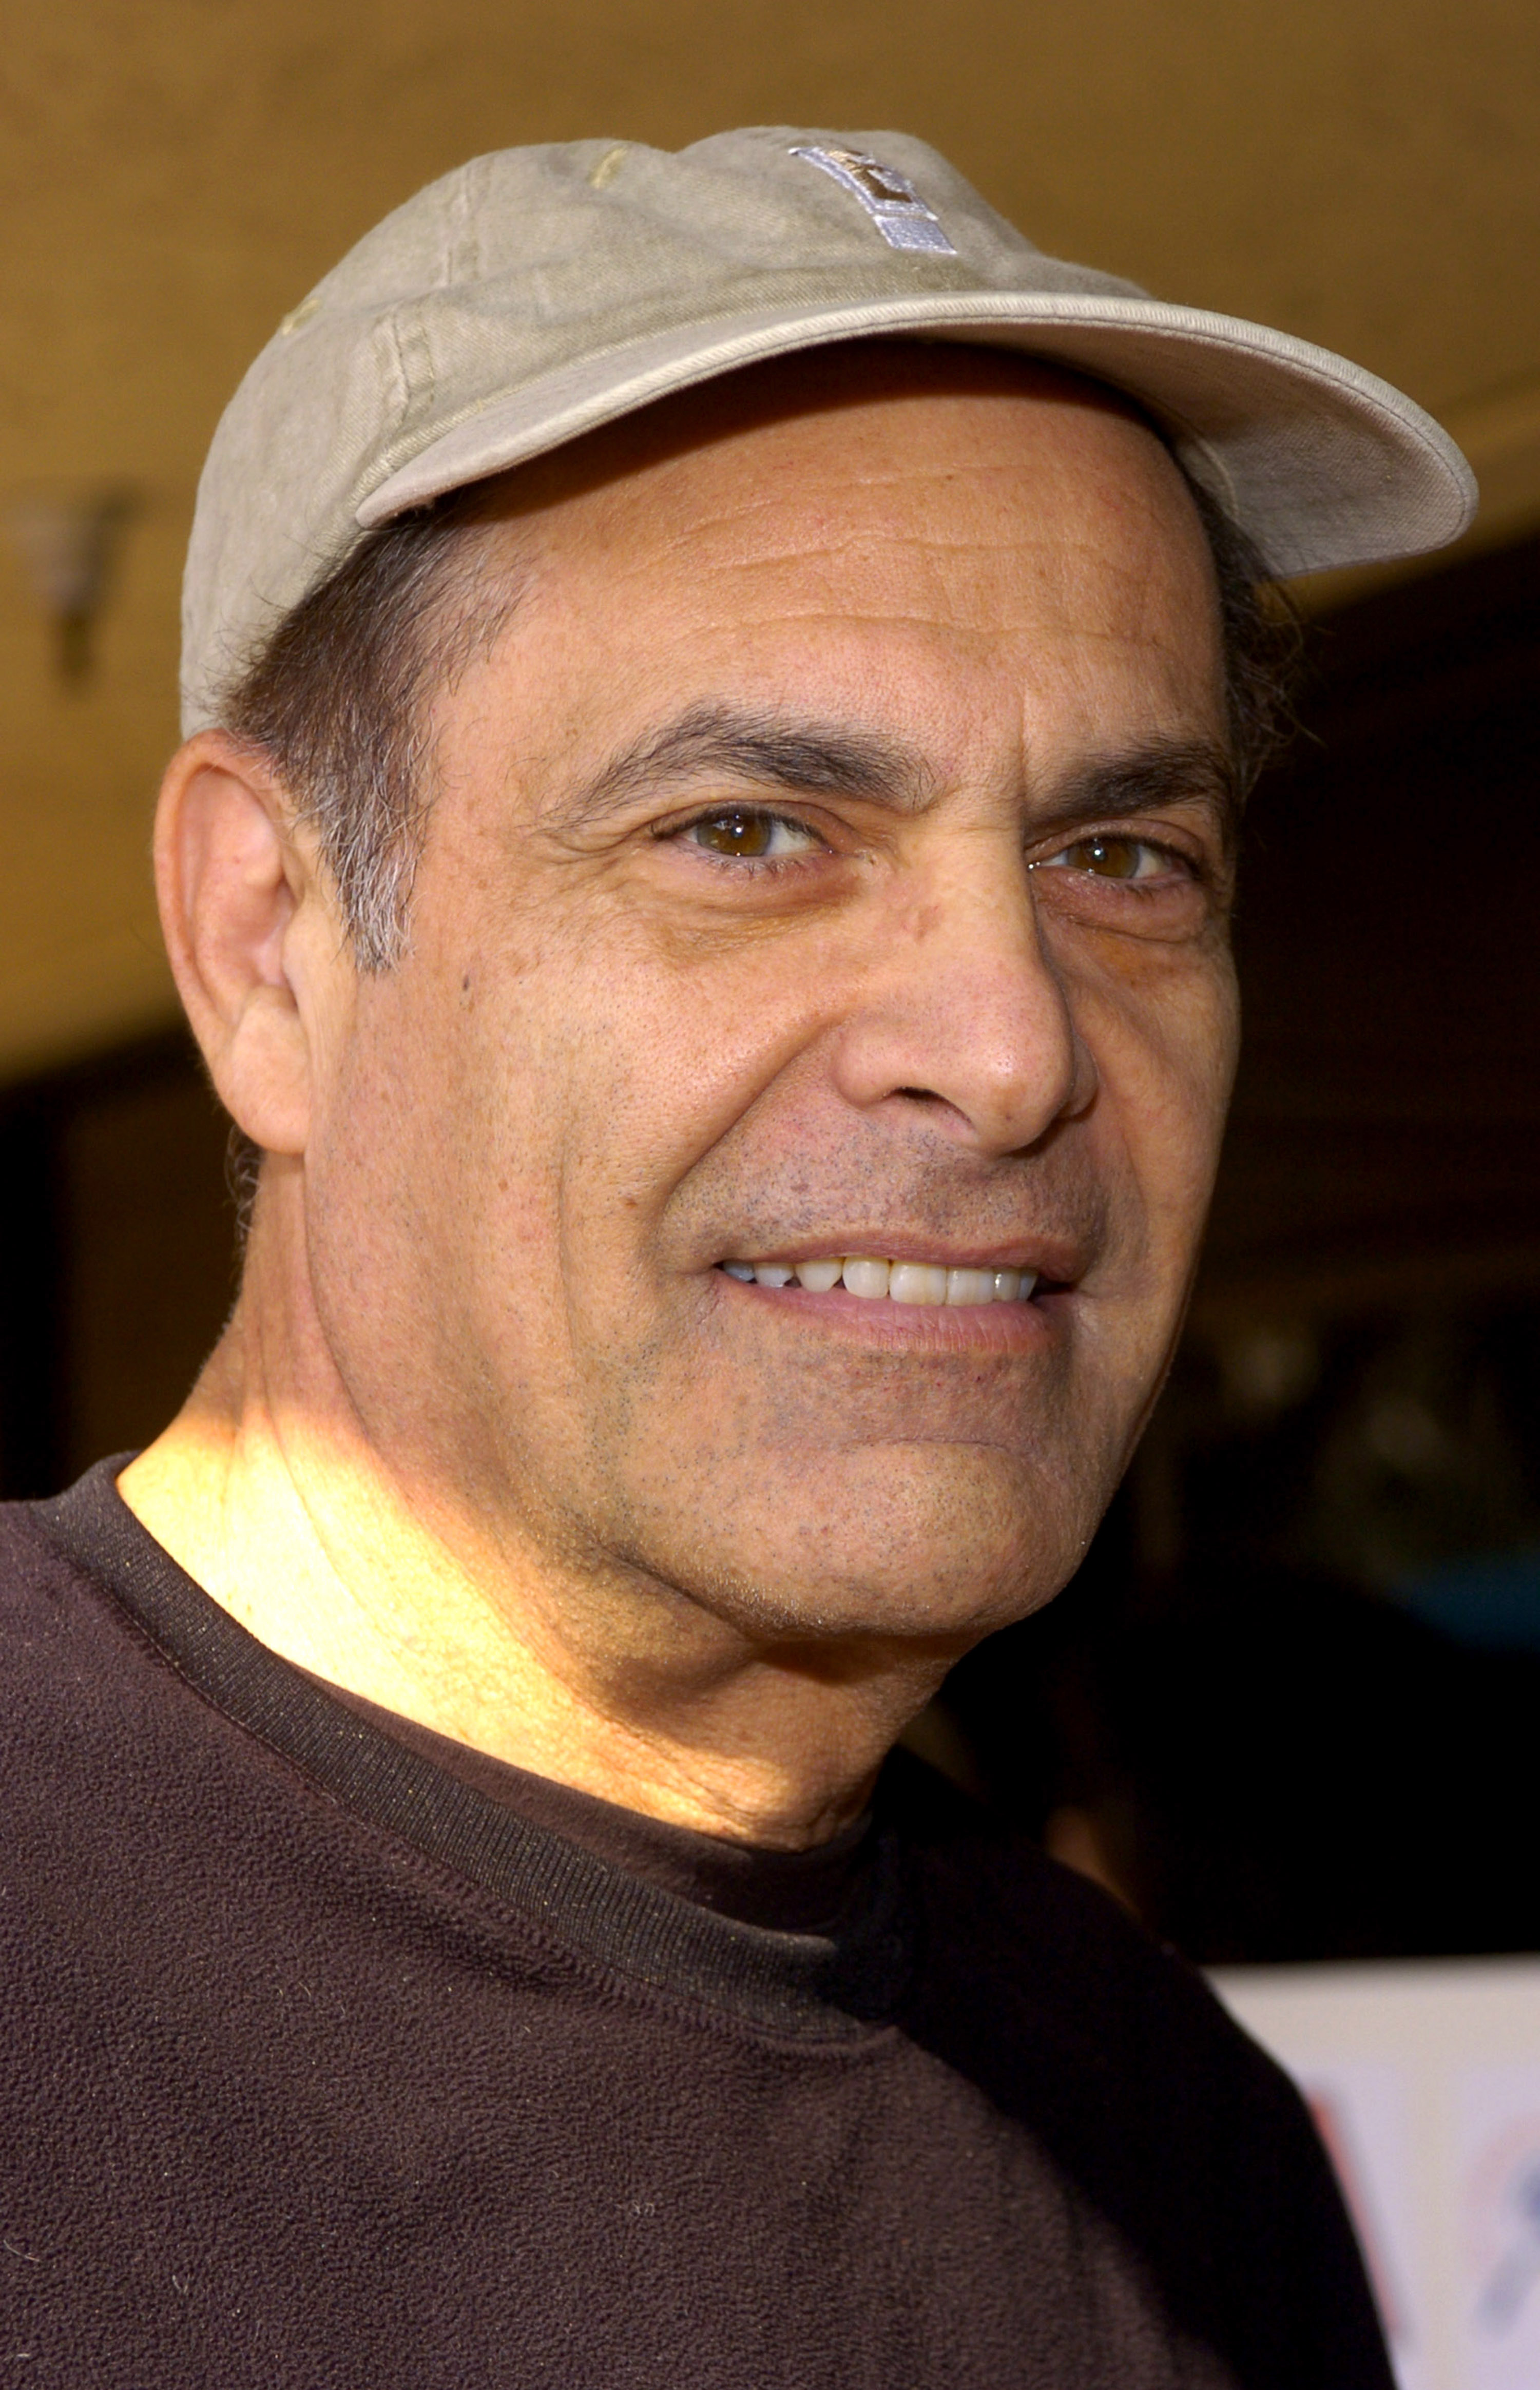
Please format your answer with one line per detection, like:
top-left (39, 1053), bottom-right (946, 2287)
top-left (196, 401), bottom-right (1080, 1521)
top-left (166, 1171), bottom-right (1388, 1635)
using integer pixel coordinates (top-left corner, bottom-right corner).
top-left (222, 487), bottom-right (528, 971)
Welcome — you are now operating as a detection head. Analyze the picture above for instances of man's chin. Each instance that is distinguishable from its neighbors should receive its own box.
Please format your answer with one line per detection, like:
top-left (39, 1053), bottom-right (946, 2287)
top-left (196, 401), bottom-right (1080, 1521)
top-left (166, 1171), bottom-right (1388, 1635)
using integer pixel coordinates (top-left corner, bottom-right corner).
top-left (674, 1557), bottom-right (1064, 1658)
top-left (602, 1449), bottom-right (1093, 1649)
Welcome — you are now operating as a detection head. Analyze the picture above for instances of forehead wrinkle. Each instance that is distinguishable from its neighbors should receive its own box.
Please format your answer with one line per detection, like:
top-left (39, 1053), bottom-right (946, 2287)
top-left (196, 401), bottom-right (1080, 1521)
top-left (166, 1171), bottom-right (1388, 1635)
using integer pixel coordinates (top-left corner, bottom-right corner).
top-left (653, 430), bottom-right (1192, 542)
top-left (551, 470), bottom-right (1204, 651)
top-left (673, 525), bottom-right (1205, 644)
top-left (666, 454), bottom-right (1082, 529)
top-left (654, 550), bottom-right (1200, 651)
top-left (604, 455), bottom-right (1178, 565)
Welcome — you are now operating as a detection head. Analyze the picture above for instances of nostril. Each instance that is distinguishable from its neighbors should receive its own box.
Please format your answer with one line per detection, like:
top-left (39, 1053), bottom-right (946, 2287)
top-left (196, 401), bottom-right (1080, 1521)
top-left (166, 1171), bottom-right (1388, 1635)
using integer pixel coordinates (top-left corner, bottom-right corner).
top-left (895, 1086), bottom-right (944, 1105)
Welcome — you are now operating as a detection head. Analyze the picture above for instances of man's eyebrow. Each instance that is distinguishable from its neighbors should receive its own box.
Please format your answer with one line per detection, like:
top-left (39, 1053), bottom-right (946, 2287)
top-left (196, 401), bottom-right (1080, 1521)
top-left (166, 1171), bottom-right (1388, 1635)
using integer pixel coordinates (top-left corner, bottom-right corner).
top-left (550, 707), bottom-right (1239, 845)
top-left (553, 702), bottom-right (937, 826)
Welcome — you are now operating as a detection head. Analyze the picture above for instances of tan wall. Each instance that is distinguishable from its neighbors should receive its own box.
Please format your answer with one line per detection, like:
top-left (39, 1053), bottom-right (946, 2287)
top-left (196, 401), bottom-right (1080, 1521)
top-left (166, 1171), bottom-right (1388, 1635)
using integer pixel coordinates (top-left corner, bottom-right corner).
top-left (3, 0), bottom-right (1537, 1080)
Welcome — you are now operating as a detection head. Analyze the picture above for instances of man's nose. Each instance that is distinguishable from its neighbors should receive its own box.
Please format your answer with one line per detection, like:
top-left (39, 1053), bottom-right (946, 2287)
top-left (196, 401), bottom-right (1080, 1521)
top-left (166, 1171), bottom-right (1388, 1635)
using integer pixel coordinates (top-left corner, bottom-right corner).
top-left (828, 847), bottom-right (1095, 1157)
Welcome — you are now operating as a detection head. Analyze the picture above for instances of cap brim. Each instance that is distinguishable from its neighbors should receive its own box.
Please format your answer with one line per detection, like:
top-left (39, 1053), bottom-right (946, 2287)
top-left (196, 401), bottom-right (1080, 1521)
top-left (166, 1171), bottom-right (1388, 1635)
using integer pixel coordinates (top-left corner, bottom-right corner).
top-left (357, 289), bottom-right (1476, 579)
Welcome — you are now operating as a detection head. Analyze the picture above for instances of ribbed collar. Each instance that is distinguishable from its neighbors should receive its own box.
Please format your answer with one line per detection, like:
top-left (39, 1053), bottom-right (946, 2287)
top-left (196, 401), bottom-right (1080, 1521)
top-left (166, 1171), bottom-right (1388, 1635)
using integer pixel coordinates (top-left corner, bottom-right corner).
top-left (299, 1666), bottom-right (877, 1934)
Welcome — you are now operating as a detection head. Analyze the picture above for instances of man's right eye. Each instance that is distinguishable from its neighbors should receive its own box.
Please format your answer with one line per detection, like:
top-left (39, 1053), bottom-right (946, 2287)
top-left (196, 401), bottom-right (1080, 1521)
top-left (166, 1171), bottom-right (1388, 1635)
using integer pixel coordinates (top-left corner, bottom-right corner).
top-left (680, 809), bottom-right (820, 860)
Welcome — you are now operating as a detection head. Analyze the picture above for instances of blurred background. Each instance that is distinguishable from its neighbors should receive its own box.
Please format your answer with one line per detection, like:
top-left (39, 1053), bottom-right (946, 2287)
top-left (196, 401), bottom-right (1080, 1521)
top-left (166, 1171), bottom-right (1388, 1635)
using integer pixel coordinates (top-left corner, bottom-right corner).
top-left (3, 0), bottom-right (1538, 1968)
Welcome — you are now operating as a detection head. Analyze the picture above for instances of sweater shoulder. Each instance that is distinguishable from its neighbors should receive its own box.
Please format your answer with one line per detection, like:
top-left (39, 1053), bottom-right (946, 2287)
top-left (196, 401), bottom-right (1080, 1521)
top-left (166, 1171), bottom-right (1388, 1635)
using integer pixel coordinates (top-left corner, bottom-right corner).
top-left (0, 1491), bottom-right (126, 1662)
top-left (893, 1750), bottom-right (1326, 2171)
top-left (890, 1755), bottom-right (1390, 2383)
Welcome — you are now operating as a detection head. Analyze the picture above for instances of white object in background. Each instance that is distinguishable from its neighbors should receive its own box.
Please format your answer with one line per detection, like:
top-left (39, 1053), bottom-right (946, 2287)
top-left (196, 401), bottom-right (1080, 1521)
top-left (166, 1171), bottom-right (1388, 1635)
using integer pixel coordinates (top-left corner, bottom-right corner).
top-left (1211, 1957), bottom-right (1540, 2390)
top-left (1459, 2065), bottom-right (1540, 2388)
top-left (5, 486), bottom-right (134, 683)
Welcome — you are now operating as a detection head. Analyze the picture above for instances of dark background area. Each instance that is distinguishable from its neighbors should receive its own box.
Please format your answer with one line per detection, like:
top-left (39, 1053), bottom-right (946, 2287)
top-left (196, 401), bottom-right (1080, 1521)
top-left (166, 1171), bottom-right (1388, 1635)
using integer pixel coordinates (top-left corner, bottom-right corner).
top-left (3, 530), bottom-right (1537, 1970)
top-left (948, 529), bottom-right (1540, 1965)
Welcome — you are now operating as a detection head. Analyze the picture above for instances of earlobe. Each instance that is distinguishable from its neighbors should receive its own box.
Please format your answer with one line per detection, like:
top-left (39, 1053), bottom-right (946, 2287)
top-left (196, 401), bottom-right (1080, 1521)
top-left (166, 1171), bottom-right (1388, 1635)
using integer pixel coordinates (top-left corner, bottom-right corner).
top-left (153, 730), bottom-right (319, 1157)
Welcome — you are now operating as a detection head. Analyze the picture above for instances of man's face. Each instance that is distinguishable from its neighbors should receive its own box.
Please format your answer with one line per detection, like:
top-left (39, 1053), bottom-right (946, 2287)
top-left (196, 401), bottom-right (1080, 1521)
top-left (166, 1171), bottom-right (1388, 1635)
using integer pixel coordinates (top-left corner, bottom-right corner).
top-left (302, 346), bottom-right (1238, 1660)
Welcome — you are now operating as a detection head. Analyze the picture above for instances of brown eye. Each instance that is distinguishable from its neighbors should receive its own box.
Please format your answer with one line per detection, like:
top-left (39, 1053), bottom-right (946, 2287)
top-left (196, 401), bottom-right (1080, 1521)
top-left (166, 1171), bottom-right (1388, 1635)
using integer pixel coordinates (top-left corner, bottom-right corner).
top-left (681, 810), bottom-right (819, 860)
top-left (1036, 835), bottom-right (1180, 883)
top-left (694, 810), bottom-right (773, 857)
top-left (1070, 837), bottom-right (1144, 879)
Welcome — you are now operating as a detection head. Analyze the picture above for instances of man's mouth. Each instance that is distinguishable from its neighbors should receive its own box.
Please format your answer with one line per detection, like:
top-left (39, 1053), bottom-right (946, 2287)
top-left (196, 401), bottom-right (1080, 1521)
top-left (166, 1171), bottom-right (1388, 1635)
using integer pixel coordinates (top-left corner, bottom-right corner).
top-left (717, 1256), bottom-right (1038, 1307)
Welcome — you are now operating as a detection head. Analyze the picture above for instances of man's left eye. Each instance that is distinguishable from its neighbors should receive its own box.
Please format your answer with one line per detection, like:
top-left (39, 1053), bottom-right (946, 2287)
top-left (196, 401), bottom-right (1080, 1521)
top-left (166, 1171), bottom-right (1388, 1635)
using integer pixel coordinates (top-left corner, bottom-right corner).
top-left (1035, 836), bottom-right (1183, 882)
top-left (680, 809), bottom-right (820, 859)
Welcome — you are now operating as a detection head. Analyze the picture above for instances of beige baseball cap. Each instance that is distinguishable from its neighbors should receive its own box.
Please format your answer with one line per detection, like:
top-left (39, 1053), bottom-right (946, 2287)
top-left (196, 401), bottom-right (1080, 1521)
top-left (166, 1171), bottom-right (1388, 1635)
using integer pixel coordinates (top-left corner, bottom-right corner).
top-left (182, 124), bottom-right (1477, 732)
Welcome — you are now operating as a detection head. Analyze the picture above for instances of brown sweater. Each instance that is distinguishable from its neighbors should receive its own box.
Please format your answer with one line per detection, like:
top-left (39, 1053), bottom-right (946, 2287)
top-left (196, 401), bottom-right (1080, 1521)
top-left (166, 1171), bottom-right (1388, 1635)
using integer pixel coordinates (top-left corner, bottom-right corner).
top-left (0, 1463), bottom-right (1392, 2388)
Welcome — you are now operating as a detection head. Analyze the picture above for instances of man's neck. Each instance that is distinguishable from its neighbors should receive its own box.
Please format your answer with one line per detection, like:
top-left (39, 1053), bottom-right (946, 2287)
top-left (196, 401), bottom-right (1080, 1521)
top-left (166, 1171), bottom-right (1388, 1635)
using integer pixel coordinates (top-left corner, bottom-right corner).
top-left (116, 1266), bottom-right (938, 1852)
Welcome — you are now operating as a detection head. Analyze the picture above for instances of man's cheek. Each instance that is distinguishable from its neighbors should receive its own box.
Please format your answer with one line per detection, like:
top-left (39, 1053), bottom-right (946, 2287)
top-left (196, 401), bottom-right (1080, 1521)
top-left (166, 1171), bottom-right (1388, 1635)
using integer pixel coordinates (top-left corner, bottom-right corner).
top-left (1091, 969), bottom-right (1235, 1201)
top-left (542, 1016), bottom-right (764, 1248)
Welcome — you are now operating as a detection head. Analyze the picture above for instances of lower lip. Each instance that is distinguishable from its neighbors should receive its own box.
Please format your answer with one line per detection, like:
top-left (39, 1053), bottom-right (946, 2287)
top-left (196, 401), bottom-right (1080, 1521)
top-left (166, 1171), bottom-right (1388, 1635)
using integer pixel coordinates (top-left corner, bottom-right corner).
top-left (713, 1273), bottom-right (1064, 1351)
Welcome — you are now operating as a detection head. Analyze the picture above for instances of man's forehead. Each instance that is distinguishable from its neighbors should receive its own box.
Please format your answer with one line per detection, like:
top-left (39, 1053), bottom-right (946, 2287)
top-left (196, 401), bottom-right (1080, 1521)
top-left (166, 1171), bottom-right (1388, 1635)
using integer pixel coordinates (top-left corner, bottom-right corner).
top-left (467, 337), bottom-right (1185, 541)
top-left (442, 348), bottom-right (1229, 822)
top-left (457, 341), bottom-right (1219, 706)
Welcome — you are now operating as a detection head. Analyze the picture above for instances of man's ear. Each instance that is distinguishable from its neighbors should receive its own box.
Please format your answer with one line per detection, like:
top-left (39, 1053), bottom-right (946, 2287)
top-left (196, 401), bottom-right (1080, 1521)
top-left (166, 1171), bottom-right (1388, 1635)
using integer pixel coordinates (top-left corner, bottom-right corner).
top-left (154, 730), bottom-right (337, 1156)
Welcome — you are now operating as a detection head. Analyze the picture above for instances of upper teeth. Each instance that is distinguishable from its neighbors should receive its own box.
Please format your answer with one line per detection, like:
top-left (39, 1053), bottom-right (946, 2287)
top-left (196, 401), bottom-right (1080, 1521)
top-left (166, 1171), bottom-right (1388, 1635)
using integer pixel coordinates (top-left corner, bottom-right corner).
top-left (719, 1257), bottom-right (1037, 1305)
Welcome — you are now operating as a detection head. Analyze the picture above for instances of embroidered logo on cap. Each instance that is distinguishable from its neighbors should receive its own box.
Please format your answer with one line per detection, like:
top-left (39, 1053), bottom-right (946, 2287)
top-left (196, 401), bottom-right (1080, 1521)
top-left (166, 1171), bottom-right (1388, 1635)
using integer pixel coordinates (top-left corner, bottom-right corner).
top-left (790, 147), bottom-right (957, 256)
